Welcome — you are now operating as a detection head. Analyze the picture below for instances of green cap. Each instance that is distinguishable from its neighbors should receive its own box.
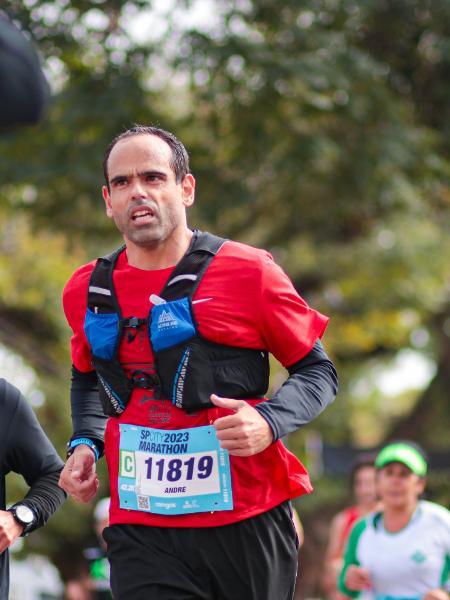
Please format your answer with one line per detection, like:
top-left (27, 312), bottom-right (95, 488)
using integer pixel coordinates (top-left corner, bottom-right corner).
top-left (375, 443), bottom-right (427, 477)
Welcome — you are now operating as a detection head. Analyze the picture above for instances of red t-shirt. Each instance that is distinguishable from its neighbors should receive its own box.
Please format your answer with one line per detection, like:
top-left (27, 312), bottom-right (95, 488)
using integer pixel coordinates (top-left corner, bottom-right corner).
top-left (63, 239), bottom-right (329, 527)
top-left (338, 506), bottom-right (362, 555)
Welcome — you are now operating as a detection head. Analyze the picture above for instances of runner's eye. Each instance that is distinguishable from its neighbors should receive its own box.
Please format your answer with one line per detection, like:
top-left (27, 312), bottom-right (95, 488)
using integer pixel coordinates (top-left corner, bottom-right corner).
top-left (145, 174), bottom-right (162, 182)
top-left (112, 178), bottom-right (127, 187)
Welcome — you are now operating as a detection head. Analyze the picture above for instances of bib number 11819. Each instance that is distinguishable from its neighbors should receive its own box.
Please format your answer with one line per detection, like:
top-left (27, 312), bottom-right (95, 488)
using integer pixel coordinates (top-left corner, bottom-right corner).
top-left (145, 455), bottom-right (213, 482)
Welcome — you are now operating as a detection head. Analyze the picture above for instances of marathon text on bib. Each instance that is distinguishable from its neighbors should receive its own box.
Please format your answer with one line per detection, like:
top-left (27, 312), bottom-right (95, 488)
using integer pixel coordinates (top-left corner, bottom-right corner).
top-left (118, 424), bottom-right (233, 515)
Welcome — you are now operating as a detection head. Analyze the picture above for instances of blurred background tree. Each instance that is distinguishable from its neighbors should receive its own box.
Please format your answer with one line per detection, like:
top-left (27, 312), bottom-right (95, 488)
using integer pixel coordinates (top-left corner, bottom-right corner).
top-left (1, 0), bottom-right (449, 597)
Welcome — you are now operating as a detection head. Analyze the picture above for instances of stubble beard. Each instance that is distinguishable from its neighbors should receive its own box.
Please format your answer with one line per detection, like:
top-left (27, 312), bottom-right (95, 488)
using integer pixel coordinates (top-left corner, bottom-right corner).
top-left (119, 211), bottom-right (179, 249)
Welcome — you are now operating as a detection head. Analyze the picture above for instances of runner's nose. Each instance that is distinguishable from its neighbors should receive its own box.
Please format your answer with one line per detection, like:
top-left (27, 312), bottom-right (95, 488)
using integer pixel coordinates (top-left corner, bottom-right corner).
top-left (130, 178), bottom-right (147, 199)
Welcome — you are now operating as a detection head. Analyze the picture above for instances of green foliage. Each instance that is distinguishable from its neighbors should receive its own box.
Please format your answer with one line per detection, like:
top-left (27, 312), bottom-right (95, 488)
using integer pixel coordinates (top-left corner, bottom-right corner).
top-left (1, 0), bottom-right (450, 579)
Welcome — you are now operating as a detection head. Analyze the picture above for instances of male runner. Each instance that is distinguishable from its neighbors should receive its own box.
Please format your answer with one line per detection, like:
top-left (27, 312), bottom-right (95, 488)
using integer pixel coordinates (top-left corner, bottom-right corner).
top-left (59, 125), bottom-right (338, 599)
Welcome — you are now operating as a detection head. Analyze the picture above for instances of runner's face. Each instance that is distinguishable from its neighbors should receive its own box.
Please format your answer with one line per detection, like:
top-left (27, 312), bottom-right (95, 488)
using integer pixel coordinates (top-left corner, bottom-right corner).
top-left (377, 462), bottom-right (425, 509)
top-left (102, 134), bottom-right (195, 248)
top-left (353, 466), bottom-right (377, 507)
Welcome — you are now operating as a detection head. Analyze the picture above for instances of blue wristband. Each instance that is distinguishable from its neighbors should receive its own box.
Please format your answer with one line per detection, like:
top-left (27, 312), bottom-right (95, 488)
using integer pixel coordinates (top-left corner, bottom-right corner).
top-left (69, 438), bottom-right (99, 462)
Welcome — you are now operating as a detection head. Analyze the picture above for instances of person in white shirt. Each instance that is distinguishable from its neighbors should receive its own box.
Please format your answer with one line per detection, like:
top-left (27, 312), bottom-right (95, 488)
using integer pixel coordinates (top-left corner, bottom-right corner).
top-left (339, 441), bottom-right (450, 600)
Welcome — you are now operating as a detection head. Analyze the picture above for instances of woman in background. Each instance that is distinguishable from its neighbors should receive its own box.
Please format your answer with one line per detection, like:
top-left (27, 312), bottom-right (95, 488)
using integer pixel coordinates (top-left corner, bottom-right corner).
top-left (322, 456), bottom-right (378, 599)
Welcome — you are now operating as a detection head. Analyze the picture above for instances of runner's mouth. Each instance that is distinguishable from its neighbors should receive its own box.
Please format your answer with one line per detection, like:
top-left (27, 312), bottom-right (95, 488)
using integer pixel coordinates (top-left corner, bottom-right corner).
top-left (131, 208), bottom-right (156, 222)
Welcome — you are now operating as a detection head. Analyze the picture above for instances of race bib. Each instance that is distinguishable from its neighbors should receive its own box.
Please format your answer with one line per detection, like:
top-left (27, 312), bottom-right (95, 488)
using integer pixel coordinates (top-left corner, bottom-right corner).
top-left (375, 597), bottom-right (420, 600)
top-left (118, 424), bottom-right (233, 515)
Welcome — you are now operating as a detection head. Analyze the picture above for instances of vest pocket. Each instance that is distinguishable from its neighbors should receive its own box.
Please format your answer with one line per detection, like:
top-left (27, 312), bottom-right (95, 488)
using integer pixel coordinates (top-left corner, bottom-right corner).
top-left (211, 348), bottom-right (269, 399)
top-left (155, 338), bottom-right (215, 412)
top-left (84, 309), bottom-right (120, 360)
top-left (150, 298), bottom-right (196, 352)
top-left (92, 355), bottom-right (133, 416)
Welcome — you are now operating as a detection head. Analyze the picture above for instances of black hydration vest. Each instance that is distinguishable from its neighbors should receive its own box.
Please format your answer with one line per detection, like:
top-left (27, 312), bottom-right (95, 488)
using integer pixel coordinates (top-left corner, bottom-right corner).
top-left (84, 230), bottom-right (269, 416)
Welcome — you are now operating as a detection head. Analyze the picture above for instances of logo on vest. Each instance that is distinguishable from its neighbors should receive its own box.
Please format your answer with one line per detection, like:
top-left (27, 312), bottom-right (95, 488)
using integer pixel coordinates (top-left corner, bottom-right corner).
top-left (410, 550), bottom-right (427, 564)
top-left (157, 309), bottom-right (177, 330)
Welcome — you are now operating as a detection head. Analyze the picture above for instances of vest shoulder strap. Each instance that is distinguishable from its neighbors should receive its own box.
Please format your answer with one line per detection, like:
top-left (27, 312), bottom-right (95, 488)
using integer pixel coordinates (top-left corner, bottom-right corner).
top-left (87, 245), bottom-right (125, 314)
top-left (87, 230), bottom-right (226, 311)
top-left (160, 230), bottom-right (227, 301)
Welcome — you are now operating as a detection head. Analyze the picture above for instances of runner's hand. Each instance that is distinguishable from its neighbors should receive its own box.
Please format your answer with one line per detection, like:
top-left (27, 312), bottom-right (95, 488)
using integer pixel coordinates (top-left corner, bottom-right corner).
top-left (59, 445), bottom-right (99, 503)
top-left (0, 510), bottom-right (23, 553)
top-left (344, 565), bottom-right (372, 590)
top-left (211, 394), bottom-right (273, 456)
top-left (423, 590), bottom-right (450, 600)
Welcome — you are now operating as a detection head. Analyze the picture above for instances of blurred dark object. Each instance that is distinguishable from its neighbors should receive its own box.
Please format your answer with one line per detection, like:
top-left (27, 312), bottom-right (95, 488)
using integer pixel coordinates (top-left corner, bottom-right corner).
top-left (0, 11), bottom-right (49, 128)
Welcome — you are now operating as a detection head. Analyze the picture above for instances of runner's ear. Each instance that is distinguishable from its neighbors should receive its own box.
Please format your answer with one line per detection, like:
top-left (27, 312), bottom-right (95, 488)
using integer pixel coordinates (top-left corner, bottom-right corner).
top-left (181, 174), bottom-right (195, 207)
top-left (102, 186), bottom-right (113, 217)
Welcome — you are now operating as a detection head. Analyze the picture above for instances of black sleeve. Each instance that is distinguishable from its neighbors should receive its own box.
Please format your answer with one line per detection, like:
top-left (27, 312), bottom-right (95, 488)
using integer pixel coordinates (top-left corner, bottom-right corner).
top-left (70, 366), bottom-right (107, 457)
top-left (254, 340), bottom-right (338, 441)
top-left (3, 381), bottom-right (66, 532)
top-left (0, 13), bottom-right (50, 127)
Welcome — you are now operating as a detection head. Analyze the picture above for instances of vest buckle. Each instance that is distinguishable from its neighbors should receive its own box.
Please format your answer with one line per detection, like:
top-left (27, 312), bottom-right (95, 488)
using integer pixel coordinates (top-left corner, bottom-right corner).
top-left (130, 370), bottom-right (162, 398)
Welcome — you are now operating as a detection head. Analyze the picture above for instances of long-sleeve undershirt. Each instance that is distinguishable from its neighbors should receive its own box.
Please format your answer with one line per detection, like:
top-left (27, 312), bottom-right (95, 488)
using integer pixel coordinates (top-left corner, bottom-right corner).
top-left (70, 340), bottom-right (337, 449)
top-left (0, 378), bottom-right (66, 600)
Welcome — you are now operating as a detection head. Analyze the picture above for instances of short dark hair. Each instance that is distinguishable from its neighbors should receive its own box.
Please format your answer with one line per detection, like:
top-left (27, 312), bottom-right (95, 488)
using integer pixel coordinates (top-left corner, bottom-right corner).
top-left (102, 125), bottom-right (190, 189)
top-left (349, 453), bottom-right (376, 488)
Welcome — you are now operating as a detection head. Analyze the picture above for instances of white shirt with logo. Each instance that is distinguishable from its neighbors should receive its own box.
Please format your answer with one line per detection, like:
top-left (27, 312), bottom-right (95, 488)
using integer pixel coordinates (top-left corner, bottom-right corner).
top-left (340, 500), bottom-right (450, 598)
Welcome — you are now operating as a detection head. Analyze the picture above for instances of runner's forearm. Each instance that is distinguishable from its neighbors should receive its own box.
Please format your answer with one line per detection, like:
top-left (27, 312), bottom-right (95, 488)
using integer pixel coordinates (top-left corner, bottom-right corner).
top-left (20, 470), bottom-right (66, 533)
top-left (70, 366), bottom-right (107, 456)
top-left (255, 340), bottom-right (338, 440)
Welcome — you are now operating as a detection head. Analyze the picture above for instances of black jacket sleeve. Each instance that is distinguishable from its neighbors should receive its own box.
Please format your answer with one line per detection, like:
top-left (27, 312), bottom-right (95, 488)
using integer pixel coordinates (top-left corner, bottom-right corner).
top-left (254, 340), bottom-right (338, 441)
top-left (70, 366), bottom-right (107, 457)
top-left (0, 13), bottom-right (50, 127)
top-left (2, 380), bottom-right (66, 532)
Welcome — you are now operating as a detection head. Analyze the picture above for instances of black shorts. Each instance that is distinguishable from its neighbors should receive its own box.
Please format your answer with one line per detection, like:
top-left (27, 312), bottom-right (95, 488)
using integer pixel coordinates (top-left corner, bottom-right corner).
top-left (103, 501), bottom-right (299, 600)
